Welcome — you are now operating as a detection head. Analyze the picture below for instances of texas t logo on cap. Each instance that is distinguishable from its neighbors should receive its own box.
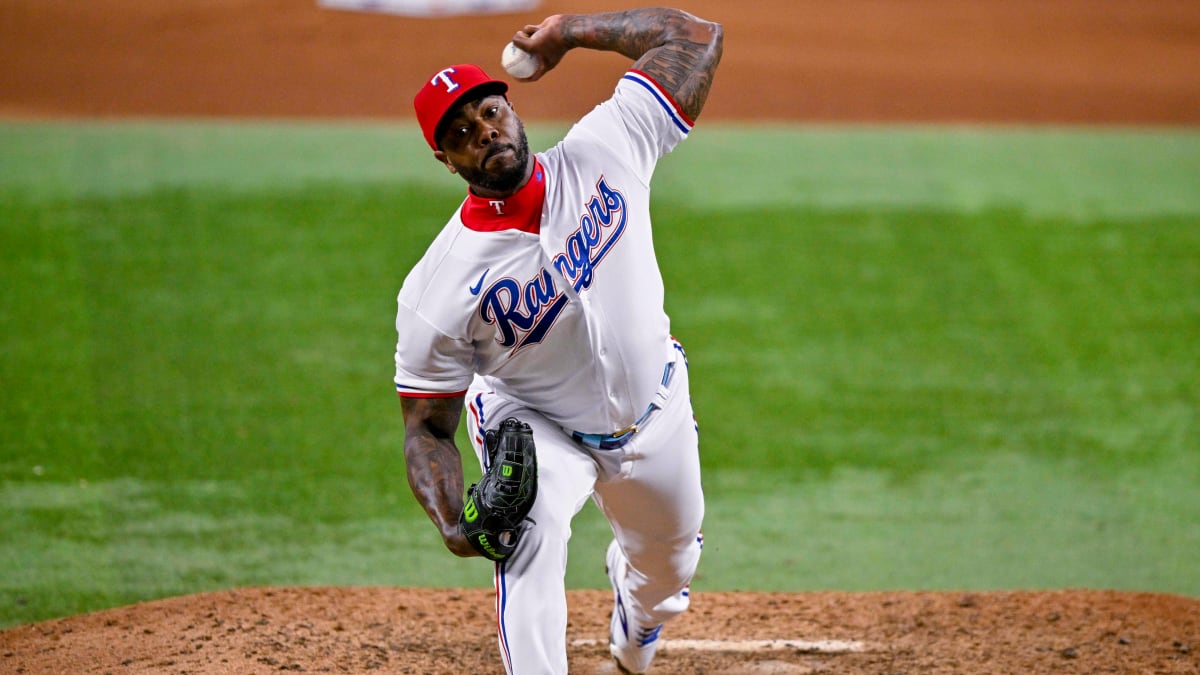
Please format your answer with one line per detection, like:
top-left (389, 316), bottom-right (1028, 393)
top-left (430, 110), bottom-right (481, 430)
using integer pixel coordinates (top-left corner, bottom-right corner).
top-left (430, 67), bottom-right (463, 94)
top-left (414, 64), bottom-right (509, 150)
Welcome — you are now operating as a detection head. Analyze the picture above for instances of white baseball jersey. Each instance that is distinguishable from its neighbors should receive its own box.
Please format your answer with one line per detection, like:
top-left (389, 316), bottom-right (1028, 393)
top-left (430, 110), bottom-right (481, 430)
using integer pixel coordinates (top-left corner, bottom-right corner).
top-left (394, 70), bottom-right (693, 435)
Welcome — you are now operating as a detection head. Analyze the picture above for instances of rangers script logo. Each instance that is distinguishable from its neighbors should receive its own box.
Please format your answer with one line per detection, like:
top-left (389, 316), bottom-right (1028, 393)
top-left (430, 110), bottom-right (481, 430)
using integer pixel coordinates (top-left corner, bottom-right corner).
top-left (553, 177), bottom-right (628, 292)
top-left (478, 177), bottom-right (628, 355)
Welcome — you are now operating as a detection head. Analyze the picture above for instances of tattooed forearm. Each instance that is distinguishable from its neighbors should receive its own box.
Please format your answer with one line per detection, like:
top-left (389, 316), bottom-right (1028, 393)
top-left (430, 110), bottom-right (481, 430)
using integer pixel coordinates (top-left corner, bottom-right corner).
top-left (558, 8), bottom-right (723, 120)
top-left (400, 396), bottom-right (474, 555)
top-left (404, 424), bottom-right (464, 525)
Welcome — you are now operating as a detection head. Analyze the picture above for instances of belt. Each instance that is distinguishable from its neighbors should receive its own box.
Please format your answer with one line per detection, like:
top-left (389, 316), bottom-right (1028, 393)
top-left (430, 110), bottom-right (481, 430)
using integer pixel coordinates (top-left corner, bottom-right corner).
top-left (572, 403), bottom-right (657, 450)
top-left (572, 359), bottom-right (677, 451)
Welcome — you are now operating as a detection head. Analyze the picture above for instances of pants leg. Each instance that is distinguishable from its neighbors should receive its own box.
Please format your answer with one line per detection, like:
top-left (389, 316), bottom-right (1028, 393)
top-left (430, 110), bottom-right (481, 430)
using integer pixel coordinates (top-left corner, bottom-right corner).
top-left (466, 391), bottom-right (599, 675)
top-left (592, 354), bottom-right (705, 628)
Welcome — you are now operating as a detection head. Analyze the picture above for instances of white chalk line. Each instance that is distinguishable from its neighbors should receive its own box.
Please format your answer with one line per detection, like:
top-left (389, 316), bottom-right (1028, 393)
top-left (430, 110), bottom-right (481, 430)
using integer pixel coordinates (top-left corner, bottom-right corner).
top-left (570, 638), bottom-right (868, 653)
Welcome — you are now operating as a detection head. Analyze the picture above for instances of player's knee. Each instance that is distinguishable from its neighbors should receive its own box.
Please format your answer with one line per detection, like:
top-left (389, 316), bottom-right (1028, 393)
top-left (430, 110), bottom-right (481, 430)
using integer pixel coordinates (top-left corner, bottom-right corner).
top-left (629, 531), bottom-right (703, 585)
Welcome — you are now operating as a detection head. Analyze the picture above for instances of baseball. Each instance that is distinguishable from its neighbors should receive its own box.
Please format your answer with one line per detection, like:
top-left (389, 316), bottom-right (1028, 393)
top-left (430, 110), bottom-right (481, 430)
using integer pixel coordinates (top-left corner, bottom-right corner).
top-left (501, 42), bottom-right (539, 79)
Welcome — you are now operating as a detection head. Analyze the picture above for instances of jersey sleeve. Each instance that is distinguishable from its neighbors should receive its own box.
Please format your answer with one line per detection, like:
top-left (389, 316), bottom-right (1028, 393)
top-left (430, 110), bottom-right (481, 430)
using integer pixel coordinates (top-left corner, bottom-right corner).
top-left (566, 70), bottom-right (694, 182)
top-left (394, 300), bottom-right (473, 398)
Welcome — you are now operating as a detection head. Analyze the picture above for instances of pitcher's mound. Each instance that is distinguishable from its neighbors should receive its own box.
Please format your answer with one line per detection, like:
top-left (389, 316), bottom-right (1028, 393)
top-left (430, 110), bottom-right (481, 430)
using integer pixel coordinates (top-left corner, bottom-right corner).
top-left (1, 587), bottom-right (1197, 673)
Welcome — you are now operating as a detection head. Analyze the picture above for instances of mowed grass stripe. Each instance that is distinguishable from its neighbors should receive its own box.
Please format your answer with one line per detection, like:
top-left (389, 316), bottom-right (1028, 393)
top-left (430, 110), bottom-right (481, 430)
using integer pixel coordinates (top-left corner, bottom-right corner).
top-left (663, 205), bottom-right (1198, 476)
top-left (3, 122), bottom-right (1198, 218)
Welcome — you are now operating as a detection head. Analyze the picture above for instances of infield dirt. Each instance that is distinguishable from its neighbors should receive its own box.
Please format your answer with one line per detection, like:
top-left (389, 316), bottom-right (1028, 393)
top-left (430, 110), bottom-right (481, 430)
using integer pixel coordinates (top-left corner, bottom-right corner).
top-left (2, 0), bottom-right (1198, 123)
top-left (1, 0), bottom-right (1198, 673)
top-left (2, 587), bottom-right (1198, 673)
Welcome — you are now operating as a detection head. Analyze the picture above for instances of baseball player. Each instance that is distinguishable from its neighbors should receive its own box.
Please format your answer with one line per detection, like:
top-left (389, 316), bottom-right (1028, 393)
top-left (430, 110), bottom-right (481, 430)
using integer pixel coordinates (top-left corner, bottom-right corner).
top-left (395, 7), bottom-right (723, 674)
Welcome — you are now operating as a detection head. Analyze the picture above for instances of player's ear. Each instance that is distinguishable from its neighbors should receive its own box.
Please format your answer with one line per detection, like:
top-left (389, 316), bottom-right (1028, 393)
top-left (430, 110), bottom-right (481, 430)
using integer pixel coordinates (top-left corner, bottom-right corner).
top-left (432, 150), bottom-right (458, 175)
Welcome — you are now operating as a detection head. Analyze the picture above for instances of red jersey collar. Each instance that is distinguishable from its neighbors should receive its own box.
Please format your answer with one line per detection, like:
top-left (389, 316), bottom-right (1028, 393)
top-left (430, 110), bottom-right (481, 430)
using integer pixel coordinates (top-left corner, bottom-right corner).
top-left (461, 158), bottom-right (545, 234)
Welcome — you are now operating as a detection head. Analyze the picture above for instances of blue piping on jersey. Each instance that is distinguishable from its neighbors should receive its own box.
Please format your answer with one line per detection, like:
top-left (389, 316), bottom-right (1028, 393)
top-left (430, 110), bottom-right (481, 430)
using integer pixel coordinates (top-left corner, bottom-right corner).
top-left (622, 73), bottom-right (691, 135)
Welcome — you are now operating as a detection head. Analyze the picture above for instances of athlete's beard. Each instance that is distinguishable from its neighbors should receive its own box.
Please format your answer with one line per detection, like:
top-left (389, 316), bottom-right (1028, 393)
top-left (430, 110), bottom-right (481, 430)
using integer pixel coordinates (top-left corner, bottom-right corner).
top-left (456, 124), bottom-right (531, 195)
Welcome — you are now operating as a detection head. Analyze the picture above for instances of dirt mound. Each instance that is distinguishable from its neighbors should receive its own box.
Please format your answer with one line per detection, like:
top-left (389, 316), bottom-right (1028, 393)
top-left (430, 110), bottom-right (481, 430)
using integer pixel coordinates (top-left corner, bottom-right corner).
top-left (2, 587), bottom-right (1197, 673)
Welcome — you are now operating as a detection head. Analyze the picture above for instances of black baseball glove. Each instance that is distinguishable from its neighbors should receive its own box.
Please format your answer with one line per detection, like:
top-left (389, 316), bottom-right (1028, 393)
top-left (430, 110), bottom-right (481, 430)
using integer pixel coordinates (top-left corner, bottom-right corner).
top-left (459, 417), bottom-right (538, 562)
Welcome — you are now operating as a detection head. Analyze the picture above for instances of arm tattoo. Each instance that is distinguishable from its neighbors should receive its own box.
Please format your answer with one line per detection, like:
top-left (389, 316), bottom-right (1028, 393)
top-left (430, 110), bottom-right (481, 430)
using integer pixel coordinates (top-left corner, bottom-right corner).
top-left (401, 396), bottom-right (466, 536)
top-left (560, 8), bottom-right (723, 121)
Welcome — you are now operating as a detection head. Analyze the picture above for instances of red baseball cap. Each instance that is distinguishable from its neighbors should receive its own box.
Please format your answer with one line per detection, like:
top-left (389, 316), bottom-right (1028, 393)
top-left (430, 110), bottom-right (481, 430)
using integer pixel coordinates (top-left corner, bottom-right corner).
top-left (414, 64), bottom-right (509, 150)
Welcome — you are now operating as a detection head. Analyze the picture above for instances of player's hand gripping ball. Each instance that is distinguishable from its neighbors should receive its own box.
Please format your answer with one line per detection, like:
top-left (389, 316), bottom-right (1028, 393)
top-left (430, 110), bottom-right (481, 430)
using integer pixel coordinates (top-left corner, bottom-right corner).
top-left (459, 417), bottom-right (538, 562)
top-left (501, 42), bottom-right (539, 80)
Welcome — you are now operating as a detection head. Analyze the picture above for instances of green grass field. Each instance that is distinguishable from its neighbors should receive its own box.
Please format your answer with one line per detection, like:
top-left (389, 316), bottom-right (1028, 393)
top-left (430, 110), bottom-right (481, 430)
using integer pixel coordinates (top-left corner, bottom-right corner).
top-left (1, 121), bottom-right (1197, 629)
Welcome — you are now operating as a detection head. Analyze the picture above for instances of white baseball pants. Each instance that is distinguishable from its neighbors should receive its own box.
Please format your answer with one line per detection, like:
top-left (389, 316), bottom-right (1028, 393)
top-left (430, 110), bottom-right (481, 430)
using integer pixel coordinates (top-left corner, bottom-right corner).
top-left (465, 347), bottom-right (705, 674)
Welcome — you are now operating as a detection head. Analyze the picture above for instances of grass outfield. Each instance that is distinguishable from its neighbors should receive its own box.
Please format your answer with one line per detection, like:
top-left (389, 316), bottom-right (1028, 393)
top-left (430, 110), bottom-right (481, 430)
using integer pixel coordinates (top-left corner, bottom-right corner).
top-left (1, 122), bottom-right (1197, 628)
